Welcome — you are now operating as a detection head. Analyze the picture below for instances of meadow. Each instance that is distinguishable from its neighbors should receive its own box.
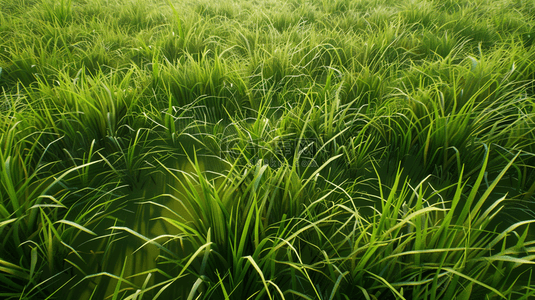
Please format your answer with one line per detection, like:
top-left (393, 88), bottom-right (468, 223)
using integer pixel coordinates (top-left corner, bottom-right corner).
top-left (1, 0), bottom-right (535, 299)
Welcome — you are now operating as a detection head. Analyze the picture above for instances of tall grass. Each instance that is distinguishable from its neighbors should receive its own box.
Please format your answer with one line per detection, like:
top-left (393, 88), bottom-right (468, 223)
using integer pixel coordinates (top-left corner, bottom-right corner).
top-left (1, 0), bottom-right (535, 299)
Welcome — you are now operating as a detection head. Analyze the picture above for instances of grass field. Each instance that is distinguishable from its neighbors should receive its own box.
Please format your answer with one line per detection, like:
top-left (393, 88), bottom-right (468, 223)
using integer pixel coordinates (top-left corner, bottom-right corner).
top-left (1, 0), bottom-right (535, 299)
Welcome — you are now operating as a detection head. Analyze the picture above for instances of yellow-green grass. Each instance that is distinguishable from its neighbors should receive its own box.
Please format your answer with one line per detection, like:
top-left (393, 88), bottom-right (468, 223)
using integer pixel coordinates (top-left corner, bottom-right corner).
top-left (1, 0), bottom-right (535, 299)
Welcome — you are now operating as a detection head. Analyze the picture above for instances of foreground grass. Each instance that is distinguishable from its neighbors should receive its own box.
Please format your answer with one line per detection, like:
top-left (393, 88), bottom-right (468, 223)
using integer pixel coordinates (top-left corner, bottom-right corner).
top-left (1, 0), bottom-right (535, 299)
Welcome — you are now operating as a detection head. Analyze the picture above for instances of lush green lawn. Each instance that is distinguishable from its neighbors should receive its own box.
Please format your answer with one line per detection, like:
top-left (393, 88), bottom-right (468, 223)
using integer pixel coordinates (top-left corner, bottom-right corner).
top-left (1, 0), bottom-right (535, 299)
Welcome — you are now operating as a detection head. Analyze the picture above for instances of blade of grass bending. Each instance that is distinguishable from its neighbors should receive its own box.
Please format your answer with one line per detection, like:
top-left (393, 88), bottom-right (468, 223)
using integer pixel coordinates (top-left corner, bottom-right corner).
top-left (245, 256), bottom-right (272, 300)
top-left (487, 220), bottom-right (535, 249)
top-left (478, 255), bottom-right (535, 267)
top-left (0, 259), bottom-right (29, 280)
top-left (187, 277), bottom-right (203, 300)
top-left (28, 160), bottom-right (103, 230)
top-left (76, 272), bottom-right (136, 290)
top-left (136, 273), bottom-right (152, 300)
top-left (286, 289), bottom-right (314, 300)
top-left (442, 267), bottom-right (505, 299)
top-left (126, 269), bottom-right (172, 280)
top-left (136, 200), bottom-right (183, 220)
top-left (156, 216), bottom-right (202, 239)
top-left (389, 271), bottom-right (449, 287)
top-left (55, 220), bottom-right (97, 236)
top-left (0, 219), bottom-right (16, 229)
top-left (382, 206), bottom-right (446, 238)
top-left (132, 234), bottom-right (179, 255)
top-left (267, 280), bottom-right (285, 300)
top-left (32, 195), bottom-right (68, 209)
top-left (374, 247), bottom-right (481, 266)
top-left (64, 259), bottom-right (87, 276)
top-left (297, 154), bottom-right (343, 196)
top-left (365, 270), bottom-right (406, 300)
top-left (474, 194), bottom-right (507, 228)
top-left (355, 285), bottom-right (372, 300)
top-left (329, 271), bottom-right (349, 300)
top-left (178, 241), bottom-right (213, 278)
top-left (109, 226), bottom-right (177, 258)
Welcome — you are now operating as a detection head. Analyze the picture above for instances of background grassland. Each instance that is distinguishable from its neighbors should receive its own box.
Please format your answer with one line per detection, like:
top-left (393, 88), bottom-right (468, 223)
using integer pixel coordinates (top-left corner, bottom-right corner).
top-left (1, 0), bottom-right (535, 299)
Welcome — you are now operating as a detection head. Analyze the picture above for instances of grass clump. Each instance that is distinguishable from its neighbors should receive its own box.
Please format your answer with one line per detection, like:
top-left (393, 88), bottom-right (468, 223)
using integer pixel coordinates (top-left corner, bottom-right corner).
top-left (1, 0), bottom-right (535, 299)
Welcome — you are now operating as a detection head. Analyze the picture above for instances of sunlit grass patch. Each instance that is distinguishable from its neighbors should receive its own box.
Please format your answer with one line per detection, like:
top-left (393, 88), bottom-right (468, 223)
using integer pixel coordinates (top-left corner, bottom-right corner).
top-left (1, 0), bottom-right (535, 299)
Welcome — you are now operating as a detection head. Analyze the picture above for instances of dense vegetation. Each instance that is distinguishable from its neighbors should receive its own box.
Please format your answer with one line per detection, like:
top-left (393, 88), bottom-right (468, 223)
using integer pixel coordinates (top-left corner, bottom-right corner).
top-left (1, 0), bottom-right (535, 299)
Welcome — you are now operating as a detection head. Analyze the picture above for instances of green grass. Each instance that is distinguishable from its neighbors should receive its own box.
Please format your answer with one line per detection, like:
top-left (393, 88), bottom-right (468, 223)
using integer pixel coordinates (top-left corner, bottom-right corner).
top-left (1, 0), bottom-right (535, 299)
